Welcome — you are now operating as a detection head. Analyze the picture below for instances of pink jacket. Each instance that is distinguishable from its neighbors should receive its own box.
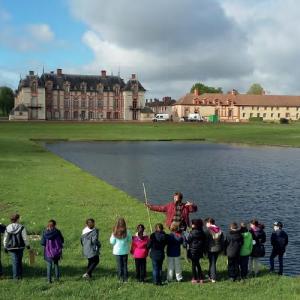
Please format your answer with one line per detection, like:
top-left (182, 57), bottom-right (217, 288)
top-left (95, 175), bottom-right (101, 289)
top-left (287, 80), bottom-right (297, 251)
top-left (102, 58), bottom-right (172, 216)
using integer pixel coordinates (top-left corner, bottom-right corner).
top-left (131, 235), bottom-right (149, 259)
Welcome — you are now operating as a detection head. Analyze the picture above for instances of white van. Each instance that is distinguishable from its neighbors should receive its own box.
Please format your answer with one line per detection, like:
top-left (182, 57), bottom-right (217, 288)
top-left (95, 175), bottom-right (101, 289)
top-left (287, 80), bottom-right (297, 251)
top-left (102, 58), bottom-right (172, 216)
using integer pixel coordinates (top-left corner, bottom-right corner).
top-left (153, 113), bottom-right (170, 122)
top-left (187, 113), bottom-right (204, 122)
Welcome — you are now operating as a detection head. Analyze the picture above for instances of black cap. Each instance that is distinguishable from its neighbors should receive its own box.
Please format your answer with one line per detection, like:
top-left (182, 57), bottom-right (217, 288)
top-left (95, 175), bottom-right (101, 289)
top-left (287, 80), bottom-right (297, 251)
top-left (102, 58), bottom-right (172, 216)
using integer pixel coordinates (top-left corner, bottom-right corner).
top-left (273, 221), bottom-right (283, 228)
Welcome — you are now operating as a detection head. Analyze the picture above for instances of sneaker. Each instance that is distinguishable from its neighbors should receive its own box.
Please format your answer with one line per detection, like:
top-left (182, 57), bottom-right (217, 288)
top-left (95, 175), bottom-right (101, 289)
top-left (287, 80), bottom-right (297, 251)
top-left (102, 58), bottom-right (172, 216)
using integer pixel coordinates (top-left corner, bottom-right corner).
top-left (211, 279), bottom-right (216, 283)
top-left (82, 273), bottom-right (90, 279)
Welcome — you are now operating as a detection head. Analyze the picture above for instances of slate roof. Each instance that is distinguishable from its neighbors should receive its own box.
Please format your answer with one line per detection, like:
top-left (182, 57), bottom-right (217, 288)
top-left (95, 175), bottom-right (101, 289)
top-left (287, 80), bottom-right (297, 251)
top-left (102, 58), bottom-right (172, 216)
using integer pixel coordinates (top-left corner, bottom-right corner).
top-left (140, 106), bottom-right (154, 114)
top-left (18, 71), bottom-right (146, 92)
top-left (176, 93), bottom-right (300, 107)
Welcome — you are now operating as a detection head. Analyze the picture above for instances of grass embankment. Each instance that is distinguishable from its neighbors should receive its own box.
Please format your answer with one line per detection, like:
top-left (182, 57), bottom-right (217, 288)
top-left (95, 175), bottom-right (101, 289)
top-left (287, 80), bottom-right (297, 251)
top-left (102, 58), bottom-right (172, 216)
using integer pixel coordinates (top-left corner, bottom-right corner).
top-left (0, 122), bottom-right (299, 300)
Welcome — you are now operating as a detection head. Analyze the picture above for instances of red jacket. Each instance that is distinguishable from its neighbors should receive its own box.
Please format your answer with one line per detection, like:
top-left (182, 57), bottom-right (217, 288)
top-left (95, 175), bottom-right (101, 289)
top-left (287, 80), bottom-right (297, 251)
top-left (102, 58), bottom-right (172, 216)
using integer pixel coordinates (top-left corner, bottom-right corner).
top-left (148, 202), bottom-right (198, 228)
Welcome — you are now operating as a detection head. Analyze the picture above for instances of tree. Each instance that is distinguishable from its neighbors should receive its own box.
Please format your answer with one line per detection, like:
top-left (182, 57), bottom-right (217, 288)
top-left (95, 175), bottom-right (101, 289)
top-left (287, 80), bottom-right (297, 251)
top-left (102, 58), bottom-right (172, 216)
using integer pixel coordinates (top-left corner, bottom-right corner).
top-left (247, 83), bottom-right (264, 95)
top-left (0, 86), bottom-right (14, 116)
top-left (191, 82), bottom-right (222, 95)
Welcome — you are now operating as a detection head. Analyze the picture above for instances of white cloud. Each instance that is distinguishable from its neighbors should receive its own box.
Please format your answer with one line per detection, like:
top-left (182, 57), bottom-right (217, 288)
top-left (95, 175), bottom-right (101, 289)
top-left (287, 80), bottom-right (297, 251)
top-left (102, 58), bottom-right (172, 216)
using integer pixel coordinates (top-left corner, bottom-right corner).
top-left (69, 0), bottom-right (253, 98)
top-left (26, 24), bottom-right (55, 43)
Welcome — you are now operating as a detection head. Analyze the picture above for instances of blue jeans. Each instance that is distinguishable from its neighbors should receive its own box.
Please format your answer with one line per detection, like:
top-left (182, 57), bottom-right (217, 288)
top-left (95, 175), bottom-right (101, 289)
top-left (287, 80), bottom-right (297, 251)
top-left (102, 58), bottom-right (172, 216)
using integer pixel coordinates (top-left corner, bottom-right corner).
top-left (115, 255), bottom-right (128, 281)
top-left (270, 250), bottom-right (284, 275)
top-left (46, 259), bottom-right (60, 282)
top-left (152, 259), bottom-right (164, 284)
top-left (208, 252), bottom-right (219, 280)
top-left (10, 249), bottom-right (24, 279)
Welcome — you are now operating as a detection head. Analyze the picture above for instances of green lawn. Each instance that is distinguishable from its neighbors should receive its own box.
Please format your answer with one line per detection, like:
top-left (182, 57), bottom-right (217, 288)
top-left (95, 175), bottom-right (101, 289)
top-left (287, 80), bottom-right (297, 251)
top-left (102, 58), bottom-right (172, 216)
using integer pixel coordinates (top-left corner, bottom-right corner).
top-left (0, 122), bottom-right (299, 300)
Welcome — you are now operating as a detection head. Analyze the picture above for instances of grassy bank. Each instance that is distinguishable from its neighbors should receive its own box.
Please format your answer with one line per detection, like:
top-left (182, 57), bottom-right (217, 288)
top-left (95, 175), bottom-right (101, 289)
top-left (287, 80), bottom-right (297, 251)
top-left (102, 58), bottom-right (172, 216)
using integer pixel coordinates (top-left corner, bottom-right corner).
top-left (0, 122), bottom-right (299, 300)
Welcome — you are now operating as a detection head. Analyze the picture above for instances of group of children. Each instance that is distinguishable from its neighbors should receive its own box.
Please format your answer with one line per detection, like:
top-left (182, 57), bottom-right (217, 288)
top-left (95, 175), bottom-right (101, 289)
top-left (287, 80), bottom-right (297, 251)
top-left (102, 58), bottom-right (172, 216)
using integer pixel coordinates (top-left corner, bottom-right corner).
top-left (0, 213), bottom-right (289, 285)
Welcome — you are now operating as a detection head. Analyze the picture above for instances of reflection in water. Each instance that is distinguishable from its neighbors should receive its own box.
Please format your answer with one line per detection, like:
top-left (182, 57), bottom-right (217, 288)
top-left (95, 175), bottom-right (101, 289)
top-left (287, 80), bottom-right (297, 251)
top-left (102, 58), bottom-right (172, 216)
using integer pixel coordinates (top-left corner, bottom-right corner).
top-left (46, 141), bottom-right (300, 276)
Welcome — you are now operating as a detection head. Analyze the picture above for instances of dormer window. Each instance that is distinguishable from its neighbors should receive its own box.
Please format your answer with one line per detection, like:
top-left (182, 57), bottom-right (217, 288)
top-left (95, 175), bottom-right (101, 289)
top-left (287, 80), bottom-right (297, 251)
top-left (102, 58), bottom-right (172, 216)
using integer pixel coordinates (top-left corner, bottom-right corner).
top-left (97, 83), bottom-right (104, 94)
top-left (31, 81), bottom-right (37, 93)
top-left (80, 82), bottom-right (87, 93)
top-left (64, 82), bottom-right (70, 93)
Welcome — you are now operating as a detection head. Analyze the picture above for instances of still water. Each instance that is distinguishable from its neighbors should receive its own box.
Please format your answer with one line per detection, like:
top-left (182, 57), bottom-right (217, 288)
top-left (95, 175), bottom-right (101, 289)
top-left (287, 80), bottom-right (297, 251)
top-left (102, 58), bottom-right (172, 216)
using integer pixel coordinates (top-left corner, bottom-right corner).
top-left (46, 141), bottom-right (300, 275)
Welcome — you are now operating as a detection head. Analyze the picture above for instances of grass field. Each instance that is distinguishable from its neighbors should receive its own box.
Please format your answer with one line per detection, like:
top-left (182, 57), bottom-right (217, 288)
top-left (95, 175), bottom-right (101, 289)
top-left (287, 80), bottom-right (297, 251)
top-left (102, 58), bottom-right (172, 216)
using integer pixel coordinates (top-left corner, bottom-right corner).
top-left (0, 122), bottom-right (299, 300)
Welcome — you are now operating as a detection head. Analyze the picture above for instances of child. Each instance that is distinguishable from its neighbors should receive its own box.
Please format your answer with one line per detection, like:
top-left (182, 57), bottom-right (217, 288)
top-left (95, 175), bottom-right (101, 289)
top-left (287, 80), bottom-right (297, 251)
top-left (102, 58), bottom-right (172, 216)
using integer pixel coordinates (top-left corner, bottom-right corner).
top-left (0, 223), bottom-right (6, 277)
top-left (131, 224), bottom-right (149, 282)
top-left (204, 217), bottom-right (224, 283)
top-left (3, 214), bottom-right (30, 280)
top-left (147, 223), bottom-right (168, 285)
top-left (166, 222), bottom-right (183, 282)
top-left (270, 221), bottom-right (288, 275)
top-left (249, 219), bottom-right (266, 276)
top-left (224, 222), bottom-right (243, 281)
top-left (186, 219), bottom-right (206, 284)
top-left (239, 223), bottom-right (253, 280)
top-left (110, 218), bottom-right (131, 282)
top-left (41, 219), bottom-right (64, 283)
top-left (81, 218), bottom-right (101, 279)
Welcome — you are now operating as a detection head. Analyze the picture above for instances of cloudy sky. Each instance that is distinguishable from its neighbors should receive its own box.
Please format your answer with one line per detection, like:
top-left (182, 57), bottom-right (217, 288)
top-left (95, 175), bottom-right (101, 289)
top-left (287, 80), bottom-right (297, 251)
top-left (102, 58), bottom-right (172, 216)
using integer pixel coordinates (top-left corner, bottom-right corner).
top-left (0, 0), bottom-right (300, 99)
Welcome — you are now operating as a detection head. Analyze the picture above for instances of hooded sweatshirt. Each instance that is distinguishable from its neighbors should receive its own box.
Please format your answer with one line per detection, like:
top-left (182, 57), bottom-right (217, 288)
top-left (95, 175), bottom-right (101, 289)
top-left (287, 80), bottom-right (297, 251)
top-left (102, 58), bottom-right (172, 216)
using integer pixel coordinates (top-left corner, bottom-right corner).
top-left (110, 231), bottom-right (132, 256)
top-left (41, 228), bottom-right (64, 260)
top-left (204, 225), bottom-right (224, 253)
top-left (147, 231), bottom-right (168, 261)
top-left (131, 234), bottom-right (149, 259)
top-left (81, 227), bottom-right (101, 259)
top-left (240, 232), bottom-right (253, 256)
top-left (3, 223), bottom-right (29, 250)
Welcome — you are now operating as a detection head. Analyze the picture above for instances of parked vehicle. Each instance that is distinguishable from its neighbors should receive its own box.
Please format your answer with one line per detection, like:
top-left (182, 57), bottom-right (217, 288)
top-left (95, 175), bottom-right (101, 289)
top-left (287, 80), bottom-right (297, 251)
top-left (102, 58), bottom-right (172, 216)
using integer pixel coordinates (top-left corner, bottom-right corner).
top-left (153, 114), bottom-right (170, 122)
top-left (187, 113), bottom-right (204, 122)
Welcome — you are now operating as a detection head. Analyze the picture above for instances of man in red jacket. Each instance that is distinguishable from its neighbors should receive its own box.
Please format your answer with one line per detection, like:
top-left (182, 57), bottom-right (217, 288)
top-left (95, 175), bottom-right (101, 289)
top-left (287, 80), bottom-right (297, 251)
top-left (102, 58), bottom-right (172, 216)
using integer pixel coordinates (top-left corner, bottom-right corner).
top-left (145, 192), bottom-right (198, 230)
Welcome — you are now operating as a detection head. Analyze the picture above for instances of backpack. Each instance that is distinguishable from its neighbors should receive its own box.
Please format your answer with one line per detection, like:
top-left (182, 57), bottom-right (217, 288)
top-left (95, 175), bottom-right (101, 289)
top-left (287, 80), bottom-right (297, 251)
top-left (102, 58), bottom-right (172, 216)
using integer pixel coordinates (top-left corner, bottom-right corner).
top-left (45, 235), bottom-right (63, 259)
top-left (6, 226), bottom-right (25, 249)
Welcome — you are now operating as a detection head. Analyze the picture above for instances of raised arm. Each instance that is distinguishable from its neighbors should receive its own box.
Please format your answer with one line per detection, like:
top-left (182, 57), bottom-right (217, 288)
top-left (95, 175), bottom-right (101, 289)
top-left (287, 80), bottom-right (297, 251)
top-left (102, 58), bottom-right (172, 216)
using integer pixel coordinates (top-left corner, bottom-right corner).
top-left (146, 203), bottom-right (168, 213)
top-left (185, 202), bottom-right (198, 213)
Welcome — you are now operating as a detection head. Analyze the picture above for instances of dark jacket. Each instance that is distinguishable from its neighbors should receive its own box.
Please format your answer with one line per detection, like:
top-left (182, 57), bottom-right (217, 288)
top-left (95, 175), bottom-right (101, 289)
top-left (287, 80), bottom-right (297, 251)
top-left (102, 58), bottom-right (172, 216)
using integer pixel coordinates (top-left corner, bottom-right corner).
top-left (250, 227), bottom-right (266, 257)
top-left (224, 229), bottom-right (243, 258)
top-left (148, 231), bottom-right (168, 261)
top-left (148, 202), bottom-right (197, 228)
top-left (271, 229), bottom-right (288, 255)
top-left (0, 224), bottom-right (6, 252)
top-left (167, 232), bottom-right (183, 257)
top-left (204, 226), bottom-right (224, 253)
top-left (186, 228), bottom-right (206, 259)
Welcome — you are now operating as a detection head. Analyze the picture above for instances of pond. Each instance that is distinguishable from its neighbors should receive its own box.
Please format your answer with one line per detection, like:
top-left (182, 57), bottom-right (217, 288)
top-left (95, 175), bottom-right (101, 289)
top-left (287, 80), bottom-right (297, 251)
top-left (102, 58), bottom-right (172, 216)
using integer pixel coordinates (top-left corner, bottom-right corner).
top-left (45, 141), bottom-right (300, 276)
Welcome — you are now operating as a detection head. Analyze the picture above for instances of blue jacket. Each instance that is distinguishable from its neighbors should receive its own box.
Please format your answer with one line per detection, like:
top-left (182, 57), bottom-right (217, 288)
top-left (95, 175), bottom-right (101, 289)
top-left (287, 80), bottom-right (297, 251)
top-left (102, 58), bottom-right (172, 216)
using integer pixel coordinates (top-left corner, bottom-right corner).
top-left (110, 231), bottom-right (132, 255)
top-left (167, 232), bottom-right (183, 257)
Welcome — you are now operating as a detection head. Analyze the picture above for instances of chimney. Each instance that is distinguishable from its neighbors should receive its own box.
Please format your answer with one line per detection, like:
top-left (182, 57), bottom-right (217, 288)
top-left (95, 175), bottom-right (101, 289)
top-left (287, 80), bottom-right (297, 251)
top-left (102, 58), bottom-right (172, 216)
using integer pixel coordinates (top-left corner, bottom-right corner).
top-left (57, 68), bottom-right (62, 76)
top-left (29, 71), bottom-right (34, 76)
top-left (194, 89), bottom-right (199, 96)
top-left (132, 74), bottom-right (136, 80)
top-left (231, 89), bottom-right (238, 95)
top-left (101, 70), bottom-right (107, 77)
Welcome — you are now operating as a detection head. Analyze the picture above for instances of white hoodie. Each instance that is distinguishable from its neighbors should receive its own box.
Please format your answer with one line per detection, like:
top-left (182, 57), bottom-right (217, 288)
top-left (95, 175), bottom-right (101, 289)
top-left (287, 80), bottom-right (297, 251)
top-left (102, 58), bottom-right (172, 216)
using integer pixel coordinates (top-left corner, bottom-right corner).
top-left (3, 223), bottom-right (29, 249)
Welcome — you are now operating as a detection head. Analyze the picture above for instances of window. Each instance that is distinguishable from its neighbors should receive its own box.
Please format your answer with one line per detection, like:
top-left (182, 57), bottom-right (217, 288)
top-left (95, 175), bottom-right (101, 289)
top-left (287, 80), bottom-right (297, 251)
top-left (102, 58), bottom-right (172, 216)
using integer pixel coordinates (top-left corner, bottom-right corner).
top-left (81, 100), bottom-right (86, 108)
top-left (278, 113), bottom-right (280, 118)
top-left (89, 100), bottom-right (94, 108)
top-left (271, 107), bottom-right (274, 111)
top-left (296, 113), bottom-right (299, 119)
top-left (271, 113), bottom-right (273, 117)
top-left (263, 113), bottom-right (266, 117)
top-left (242, 106), bottom-right (244, 110)
top-left (251, 106), bottom-right (254, 110)
top-left (257, 113), bottom-right (260, 117)
top-left (74, 100), bottom-right (79, 109)
top-left (264, 107), bottom-right (267, 110)
top-left (286, 113), bottom-right (290, 118)
top-left (64, 100), bottom-right (69, 108)
top-left (250, 113), bottom-right (253, 117)
top-left (277, 107), bottom-right (279, 111)
top-left (97, 100), bottom-right (103, 108)
top-left (242, 113), bottom-right (246, 117)
top-left (257, 106), bottom-right (259, 110)
top-left (286, 107), bottom-right (289, 110)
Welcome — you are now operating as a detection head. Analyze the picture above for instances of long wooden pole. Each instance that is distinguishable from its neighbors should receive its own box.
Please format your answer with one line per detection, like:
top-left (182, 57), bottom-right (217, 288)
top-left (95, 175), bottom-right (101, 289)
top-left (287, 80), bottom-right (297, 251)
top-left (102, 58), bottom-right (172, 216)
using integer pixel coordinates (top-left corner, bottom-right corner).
top-left (142, 182), bottom-right (153, 233)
